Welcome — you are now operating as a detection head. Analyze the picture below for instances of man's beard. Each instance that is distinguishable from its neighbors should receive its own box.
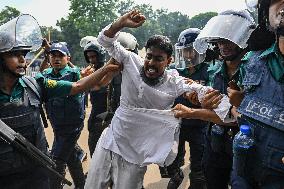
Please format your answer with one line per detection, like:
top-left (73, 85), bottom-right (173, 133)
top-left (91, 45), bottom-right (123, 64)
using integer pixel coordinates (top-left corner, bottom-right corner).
top-left (276, 26), bottom-right (284, 36)
top-left (221, 47), bottom-right (243, 61)
top-left (270, 14), bottom-right (284, 36)
top-left (140, 66), bottom-right (165, 86)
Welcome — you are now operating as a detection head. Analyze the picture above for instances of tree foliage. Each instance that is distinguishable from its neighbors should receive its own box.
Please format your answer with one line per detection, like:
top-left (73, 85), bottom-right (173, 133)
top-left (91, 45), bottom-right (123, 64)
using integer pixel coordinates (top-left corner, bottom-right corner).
top-left (57, 0), bottom-right (118, 65)
top-left (157, 10), bottom-right (191, 43)
top-left (0, 2), bottom-right (218, 66)
top-left (188, 12), bottom-right (218, 29)
top-left (66, 0), bottom-right (118, 36)
top-left (0, 6), bottom-right (20, 25)
top-left (58, 0), bottom-right (217, 65)
top-left (117, 1), bottom-right (191, 47)
top-left (41, 26), bottom-right (65, 43)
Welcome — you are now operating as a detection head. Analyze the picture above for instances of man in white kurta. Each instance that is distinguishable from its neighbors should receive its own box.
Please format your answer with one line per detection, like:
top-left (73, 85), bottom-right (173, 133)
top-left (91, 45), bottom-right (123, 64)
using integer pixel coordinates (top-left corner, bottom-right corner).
top-left (85, 10), bottom-right (232, 189)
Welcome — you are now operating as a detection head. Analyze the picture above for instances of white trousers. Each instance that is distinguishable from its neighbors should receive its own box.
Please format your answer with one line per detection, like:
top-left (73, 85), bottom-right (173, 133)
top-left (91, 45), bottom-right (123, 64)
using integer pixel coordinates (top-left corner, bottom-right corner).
top-left (84, 133), bottom-right (147, 189)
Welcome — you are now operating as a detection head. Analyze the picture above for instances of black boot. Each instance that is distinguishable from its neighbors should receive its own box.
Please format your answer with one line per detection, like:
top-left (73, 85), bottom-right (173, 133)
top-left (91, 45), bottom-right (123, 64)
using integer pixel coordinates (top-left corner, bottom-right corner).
top-left (50, 159), bottom-right (66, 189)
top-left (68, 158), bottom-right (85, 189)
top-left (188, 170), bottom-right (207, 189)
top-left (159, 166), bottom-right (170, 178)
top-left (167, 169), bottom-right (184, 189)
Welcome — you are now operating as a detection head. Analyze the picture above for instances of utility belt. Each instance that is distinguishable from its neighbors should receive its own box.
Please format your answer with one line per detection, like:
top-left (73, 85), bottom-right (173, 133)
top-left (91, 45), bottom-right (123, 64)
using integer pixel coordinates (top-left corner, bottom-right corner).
top-left (208, 124), bottom-right (239, 156)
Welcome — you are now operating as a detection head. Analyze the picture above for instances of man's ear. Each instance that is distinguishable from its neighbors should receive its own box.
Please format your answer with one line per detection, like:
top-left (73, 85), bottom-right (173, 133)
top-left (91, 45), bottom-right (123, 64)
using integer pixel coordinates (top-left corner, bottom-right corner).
top-left (167, 56), bottom-right (173, 66)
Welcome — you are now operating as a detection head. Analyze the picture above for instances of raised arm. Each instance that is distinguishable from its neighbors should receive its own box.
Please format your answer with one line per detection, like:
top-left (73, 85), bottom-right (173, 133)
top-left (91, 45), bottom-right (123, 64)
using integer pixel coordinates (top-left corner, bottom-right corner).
top-left (104, 10), bottom-right (146, 38)
top-left (97, 10), bottom-right (145, 64)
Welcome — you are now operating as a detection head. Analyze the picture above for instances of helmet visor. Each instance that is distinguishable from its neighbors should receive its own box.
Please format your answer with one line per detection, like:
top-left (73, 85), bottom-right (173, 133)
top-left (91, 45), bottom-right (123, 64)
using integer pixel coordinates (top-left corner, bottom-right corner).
top-left (174, 45), bottom-right (205, 68)
top-left (0, 14), bottom-right (42, 53)
top-left (245, 0), bottom-right (258, 12)
top-left (193, 14), bottom-right (256, 54)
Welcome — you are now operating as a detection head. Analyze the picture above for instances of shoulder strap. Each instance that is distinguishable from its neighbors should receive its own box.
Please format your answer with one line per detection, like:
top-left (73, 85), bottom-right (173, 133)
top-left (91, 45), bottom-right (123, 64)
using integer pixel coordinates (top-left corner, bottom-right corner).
top-left (22, 76), bottom-right (49, 128)
top-left (22, 76), bottom-right (42, 101)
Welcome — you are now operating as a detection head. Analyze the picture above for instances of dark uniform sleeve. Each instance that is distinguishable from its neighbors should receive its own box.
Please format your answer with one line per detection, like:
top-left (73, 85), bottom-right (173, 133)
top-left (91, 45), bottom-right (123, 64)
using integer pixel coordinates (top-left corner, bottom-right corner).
top-left (35, 72), bottom-right (73, 99)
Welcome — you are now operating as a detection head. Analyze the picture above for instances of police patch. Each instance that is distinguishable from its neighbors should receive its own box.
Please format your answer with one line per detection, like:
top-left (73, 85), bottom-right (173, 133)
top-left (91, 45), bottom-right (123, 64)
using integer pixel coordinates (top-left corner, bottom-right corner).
top-left (47, 79), bottom-right (57, 88)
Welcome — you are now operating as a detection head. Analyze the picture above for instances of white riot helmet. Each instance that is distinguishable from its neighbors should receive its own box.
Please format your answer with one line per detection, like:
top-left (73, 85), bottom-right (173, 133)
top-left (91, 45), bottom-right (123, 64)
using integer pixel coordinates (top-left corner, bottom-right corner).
top-left (0, 14), bottom-right (42, 53)
top-left (193, 9), bottom-right (256, 54)
top-left (80, 36), bottom-right (99, 48)
top-left (117, 32), bottom-right (138, 54)
top-left (175, 28), bottom-right (206, 68)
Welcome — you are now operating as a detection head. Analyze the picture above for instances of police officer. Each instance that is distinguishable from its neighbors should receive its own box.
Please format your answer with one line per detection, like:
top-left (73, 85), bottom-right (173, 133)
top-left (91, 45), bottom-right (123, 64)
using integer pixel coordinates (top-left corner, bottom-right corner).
top-left (227, 0), bottom-right (284, 188)
top-left (41, 42), bottom-right (86, 189)
top-left (0, 17), bottom-right (50, 188)
top-left (0, 15), bottom-right (119, 189)
top-left (83, 41), bottom-right (108, 157)
top-left (164, 28), bottom-right (210, 189)
top-left (193, 10), bottom-right (256, 189)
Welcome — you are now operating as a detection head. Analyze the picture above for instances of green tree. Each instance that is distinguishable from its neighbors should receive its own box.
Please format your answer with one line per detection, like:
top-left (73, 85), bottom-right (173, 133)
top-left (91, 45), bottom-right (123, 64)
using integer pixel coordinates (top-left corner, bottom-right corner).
top-left (188, 12), bottom-right (217, 29)
top-left (68, 0), bottom-right (118, 36)
top-left (57, 0), bottom-right (118, 66)
top-left (55, 0), bottom-right (217, 65)
top-left (57, 17), bottom-right (83, 65)
top-left (123, 3), bottom-right (163, 46)
top-left (117, 1), bottom-right (192, 47)
top-left (116, 0), bottom-right (136, 15)
top-left (0, 6), bottom-right (20, 25)
top-left (41, 26), bottom-right (64, 43)
top-left (157, 10), bottom-right (191, 43)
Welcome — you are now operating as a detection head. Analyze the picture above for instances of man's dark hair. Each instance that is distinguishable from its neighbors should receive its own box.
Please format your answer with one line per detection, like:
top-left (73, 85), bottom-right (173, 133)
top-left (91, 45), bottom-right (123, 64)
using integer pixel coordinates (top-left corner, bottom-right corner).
top-left (145, 35), bottom-right (173, 57)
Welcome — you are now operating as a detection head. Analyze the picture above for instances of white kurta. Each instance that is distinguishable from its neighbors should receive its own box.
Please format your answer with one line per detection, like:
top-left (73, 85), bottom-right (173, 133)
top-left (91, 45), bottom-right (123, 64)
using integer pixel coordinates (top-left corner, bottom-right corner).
top-left (97, 25), bottom-right (232, 167)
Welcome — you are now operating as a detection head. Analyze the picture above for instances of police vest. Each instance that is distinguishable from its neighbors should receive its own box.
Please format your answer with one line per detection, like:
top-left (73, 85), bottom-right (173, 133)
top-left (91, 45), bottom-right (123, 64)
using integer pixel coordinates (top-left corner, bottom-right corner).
top-left (0, 76), bottom-right (48, 175)
top-left (43, 69), bottom-right (85, 125)
top-left (238, 52), bottom-right (284, 132)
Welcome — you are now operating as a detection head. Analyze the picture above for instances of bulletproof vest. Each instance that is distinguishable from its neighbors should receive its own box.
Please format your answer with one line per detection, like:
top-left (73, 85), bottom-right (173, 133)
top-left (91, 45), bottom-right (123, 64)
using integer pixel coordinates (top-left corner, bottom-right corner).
top-left (43, 69), bottom-right (85, 125)
top-left (89, 86), bottom-right (107, 119)
top-left (175, 63), bottom-right (209, 127)
top-left (238, 52), bottom-right (284, 132)
top-left (0, 77), bottom-right (47, 175)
